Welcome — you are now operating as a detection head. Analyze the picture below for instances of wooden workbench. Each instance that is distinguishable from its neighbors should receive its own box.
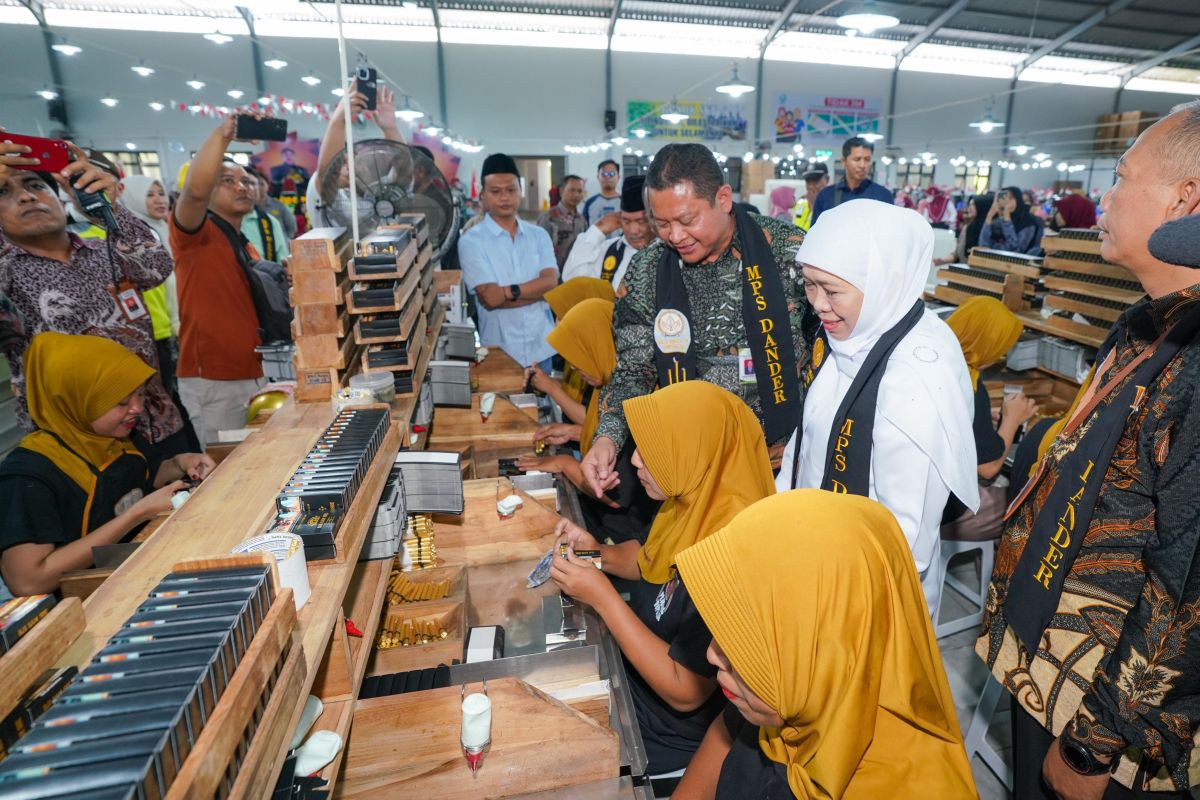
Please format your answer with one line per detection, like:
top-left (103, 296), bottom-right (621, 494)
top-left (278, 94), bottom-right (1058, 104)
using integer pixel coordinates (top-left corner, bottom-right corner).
top-left (472, 348), bottom-right (529, 393)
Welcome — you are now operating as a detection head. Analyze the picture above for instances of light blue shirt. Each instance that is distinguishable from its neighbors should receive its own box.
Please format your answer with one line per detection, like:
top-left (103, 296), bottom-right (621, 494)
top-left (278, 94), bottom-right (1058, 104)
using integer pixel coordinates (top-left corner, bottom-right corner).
top-left (458, 214), bottom-right (558, 367)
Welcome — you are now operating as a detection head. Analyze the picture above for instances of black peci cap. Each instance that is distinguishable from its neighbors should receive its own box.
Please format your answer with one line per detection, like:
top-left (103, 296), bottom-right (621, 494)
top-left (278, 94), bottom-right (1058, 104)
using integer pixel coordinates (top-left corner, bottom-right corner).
top-left (481, 153), bottom-right (519, 180)
top-left (621, 175), bottom-right (646, 213)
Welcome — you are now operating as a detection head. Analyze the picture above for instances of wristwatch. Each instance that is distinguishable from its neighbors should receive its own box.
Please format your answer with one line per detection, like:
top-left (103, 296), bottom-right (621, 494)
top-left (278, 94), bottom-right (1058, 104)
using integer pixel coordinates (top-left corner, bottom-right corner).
top-left (1060, 735), bottom-right (1111, 776)
top-left (509, 284), bottom-right (522, 301)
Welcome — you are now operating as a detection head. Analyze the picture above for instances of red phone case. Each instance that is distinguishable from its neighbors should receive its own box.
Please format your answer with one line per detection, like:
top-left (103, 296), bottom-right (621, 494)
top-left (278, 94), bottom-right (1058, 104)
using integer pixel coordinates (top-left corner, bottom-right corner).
top-left (1, 133), bottom-right (70, 173)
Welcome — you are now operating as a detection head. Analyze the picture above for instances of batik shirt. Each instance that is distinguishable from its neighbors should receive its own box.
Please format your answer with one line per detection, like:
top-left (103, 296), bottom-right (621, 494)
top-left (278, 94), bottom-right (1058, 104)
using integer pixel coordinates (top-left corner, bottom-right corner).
top-left (0, 205), bottom-right (182, 444)
top-left (535, 202), bottom-right (588, 269)
top-left (976, 284), bottom-right (1200, 791)
top-left (595, 214), bottom-right (808, 448)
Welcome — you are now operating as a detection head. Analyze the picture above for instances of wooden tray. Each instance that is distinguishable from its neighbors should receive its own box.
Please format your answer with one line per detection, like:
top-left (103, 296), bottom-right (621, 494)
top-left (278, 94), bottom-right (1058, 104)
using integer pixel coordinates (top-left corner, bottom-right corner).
top-left (471, 349), bottom-right (528, 394)
top-left (1044, 254), bottom-right (1134, 283)
top-left (1041, 231), bottom-right (1102, 257)
top-left (339, 677), bottom-right (619, 799)
top-left (294, 303), bottom-right (351, 338)
top-left (345, 263), bottom-right (422, 316)
top-left (290, 227), bottom-right (351, 273)
top-left (293, 326), bottom-right (357, 371)
top-left (347, 238), bottom-right (419, 282)
top-left (354, 287), bottom-right (424, 347)
top-left (361, 312), bottom-right (427, 375)
top-left (291, 269), bottom-right (350, 307)
top-left (367, 597), bottom-right (466, 675)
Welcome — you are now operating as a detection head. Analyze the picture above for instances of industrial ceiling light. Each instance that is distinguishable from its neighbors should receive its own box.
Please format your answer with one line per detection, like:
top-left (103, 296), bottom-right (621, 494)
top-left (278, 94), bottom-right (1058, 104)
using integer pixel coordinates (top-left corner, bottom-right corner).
top-left (969, 113), bottom-right (1003, 134)
top-left (204, 32), bottom-right (234, 44)
top-left (125, 142), bottom-right (137, 150)
top-left (264, 57), bottom-right (288, 70)
top-left (258, 95), bottom-right (273, 105)
top-left (302, 74), bottom-right (321, 86)
top-left (836, 0), bottom-right (900, 35)
top-left (394, 96), bottom-right (424, 122)
top-left (131, 62), bottom-right (155, 77)
top-left (632, 127), bottom-right (648, 138)
top-left (227, 88), bottom-right (244, 99)
top-left (660, 100), bottom-right (689, 125)
top-left (149, 101), bottom-right (165, 111)
top-left (1033, 152), bottom-right (1050, 162)
top-left (187, 78), bottom-right (206, 90)
top-left (36, 87), bottom-right (58, 100)
top-left (331, 87), bottom-right (345, 97)
top-left (423, 126), bottom-right (441, 136)
top-left (611, 135), bottom-right (628, 146)
top-left (100, 97), bottom-right (119, 107)
top-left (918, 149), bottom-right (936, 162)
top-left (859, 132), bottom-right (884, 143)
top-left (715, 64), bottom-right (754, 98)
top-left (51, 40), bottom-right (81, 56)
top-left (1010, 144), bottom-right (1032, 155)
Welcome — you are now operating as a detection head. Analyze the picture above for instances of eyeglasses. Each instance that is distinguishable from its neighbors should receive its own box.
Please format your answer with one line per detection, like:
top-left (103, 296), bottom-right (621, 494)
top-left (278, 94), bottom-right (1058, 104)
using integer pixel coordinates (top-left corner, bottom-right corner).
top-left (599, 170), bottom-right (618, 178)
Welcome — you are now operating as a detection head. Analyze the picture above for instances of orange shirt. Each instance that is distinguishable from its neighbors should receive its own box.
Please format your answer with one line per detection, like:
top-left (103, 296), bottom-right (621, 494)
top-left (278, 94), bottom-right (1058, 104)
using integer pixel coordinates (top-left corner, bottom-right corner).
top-left (169, 214), bottom-right (263, 380)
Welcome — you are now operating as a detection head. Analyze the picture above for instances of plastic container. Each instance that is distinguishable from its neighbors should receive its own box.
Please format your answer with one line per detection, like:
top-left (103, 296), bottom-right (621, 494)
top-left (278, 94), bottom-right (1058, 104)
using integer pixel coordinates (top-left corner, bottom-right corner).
top-left (349, 371), bottom-right (396, 403)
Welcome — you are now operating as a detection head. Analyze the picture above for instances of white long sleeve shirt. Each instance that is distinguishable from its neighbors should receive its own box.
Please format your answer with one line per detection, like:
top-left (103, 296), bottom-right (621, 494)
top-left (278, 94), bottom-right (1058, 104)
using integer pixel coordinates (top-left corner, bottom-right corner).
top-left (561, 225), bottom-right (638, 290)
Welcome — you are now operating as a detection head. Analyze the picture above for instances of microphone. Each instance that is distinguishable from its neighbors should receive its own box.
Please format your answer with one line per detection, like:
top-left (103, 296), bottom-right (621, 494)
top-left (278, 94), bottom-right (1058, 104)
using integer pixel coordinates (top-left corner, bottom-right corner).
top-left (1149, 214), bottom-right (1200, 268)
top-left (75, 186), bottom-right (121, 236)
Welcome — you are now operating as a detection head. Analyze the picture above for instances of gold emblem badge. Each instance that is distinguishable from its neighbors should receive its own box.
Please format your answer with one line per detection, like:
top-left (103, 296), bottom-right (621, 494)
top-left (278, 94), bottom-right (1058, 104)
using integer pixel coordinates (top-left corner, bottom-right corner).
top-left (812, 337), bottom-right (825, 369)
top-left (603, 255), bottom-right (617, 272)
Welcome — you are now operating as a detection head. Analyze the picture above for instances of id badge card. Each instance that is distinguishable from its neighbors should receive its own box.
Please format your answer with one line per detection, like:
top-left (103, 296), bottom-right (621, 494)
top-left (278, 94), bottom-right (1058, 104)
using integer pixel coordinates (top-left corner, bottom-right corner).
top-left (110, 280), bottom-right (149, 322)
top-left (738, 347), bottom-right (756, 384)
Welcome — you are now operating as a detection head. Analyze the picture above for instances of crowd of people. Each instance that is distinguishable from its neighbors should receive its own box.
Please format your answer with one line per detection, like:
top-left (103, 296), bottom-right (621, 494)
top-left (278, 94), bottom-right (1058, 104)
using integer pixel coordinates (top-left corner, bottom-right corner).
top-left (1, 90), bottom-right (1200, 799)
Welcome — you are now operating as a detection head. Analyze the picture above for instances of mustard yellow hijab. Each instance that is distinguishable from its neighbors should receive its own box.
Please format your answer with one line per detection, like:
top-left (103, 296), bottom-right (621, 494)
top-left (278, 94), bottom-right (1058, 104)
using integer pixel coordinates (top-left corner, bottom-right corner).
top-left (624, 381), bottom-right (774, 585)
top-left (20, 332), bottom-right (154, 502)
top-left (546, 299), bottom-right (615, 455)
top-left (545, 277), bottom-right (614, 319)
top-left (945, 296), bottom-right (1024, 389)
top-left (675, 491), bottom-right (975, 800)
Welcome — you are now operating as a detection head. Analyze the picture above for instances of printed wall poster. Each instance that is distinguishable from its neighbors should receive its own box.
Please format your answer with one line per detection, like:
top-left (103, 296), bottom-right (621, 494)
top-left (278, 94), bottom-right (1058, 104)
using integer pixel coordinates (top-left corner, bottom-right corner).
top-left (772, 94), bottom-right (883, 145)
top-left (626, 100), bottom-right (749, 141)
top-left (252, 132), bottom-right (320, 196)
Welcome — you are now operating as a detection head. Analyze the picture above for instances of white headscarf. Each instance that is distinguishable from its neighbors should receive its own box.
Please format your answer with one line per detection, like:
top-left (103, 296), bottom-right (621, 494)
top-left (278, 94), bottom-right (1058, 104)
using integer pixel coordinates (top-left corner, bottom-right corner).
top-left (778, 199), bottom-right (978, 550)
top-left (121, 174), bottom-right (172, 256)
top-left (121, 174), bottom-right (179, 335)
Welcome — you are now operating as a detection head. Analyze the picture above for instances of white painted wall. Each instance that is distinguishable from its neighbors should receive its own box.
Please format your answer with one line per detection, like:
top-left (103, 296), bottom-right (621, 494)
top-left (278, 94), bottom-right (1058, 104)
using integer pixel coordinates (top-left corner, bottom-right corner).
top-left (1, 22), bottom-right (1191, 197)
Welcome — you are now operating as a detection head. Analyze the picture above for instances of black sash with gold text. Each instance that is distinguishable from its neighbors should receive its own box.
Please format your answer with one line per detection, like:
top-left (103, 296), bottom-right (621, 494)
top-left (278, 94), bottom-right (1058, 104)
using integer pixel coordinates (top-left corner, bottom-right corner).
top-left (1006, 304), bottom-right (1200, 650)
top-left (602, 240), bottom-right (625, 283)
top-left (256, 211), bottom-right (278, 262)
top-left (654, 205), bottom-right (799, 442)
top-left (815, 299), bottom-right (923, 495)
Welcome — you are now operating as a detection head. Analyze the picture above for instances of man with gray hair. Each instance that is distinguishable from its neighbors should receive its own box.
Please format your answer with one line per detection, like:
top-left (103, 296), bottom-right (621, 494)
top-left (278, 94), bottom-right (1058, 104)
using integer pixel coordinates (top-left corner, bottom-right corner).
top-left (977, 100), bottom-right (1200, 799)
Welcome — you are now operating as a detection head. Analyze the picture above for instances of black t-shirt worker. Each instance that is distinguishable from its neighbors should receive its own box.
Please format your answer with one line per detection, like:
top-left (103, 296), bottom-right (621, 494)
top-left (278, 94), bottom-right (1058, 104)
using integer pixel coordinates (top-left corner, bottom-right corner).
top-left (581, 143), bottom-right (809, 498)
top-left (810, 136), bottom-right (892, 224)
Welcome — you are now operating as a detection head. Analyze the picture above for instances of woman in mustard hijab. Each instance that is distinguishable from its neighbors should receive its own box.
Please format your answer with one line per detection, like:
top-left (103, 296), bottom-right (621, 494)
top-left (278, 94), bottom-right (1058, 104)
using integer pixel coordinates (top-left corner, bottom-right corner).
top-left (527, 278), bottom-right (616, 432)
top-left (672, 490), bottom-right (976, 799)
top-left (551, 381), bottom-right (775, 774)
top-left (942, 297), bottom-right (1038, 538)
top-left (0, 333), bottom-right (214, 595)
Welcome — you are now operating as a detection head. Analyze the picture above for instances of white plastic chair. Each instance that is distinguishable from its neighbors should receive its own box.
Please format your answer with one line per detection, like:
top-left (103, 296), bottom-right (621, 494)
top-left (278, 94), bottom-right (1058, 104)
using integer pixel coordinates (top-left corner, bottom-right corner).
top-left (934, 537), bottom-right (995, 639)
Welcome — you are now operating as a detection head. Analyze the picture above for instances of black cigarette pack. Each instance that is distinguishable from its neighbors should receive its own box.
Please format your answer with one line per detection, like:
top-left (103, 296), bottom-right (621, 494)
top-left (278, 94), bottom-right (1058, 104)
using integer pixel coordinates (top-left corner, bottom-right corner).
top-left (0, 595), bottom-right (55, 653)
top-left (0, 729), bottom-right (172, 789)
top-left (0, 756), bottom-right (156, 799)
top-left (0, 667), bottom-right (77, 758)
top-left (115, 616), bottom-right (250, 661)
top-left (366, 344), bottom-right (409, 368)
top-left (39, 684), bottom-right (203, 736)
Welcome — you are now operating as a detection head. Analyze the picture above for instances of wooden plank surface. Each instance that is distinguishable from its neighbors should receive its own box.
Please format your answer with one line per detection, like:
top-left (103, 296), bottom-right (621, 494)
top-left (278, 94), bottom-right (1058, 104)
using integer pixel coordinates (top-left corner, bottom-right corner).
top-left (1044, 294), bottom-right (1124, 323)
top-left (472, 348), bottom-right (527, 393)
top-left (1043, 254), bottom-right (1134, 283)
top-left (435, 479), bottom-right (562, 566)
top-left (1042, 275), bottom-right (1142, 305)
top-left (339, 677), bottom-right (619, 799)
top-left (428, 395), bottom-right (540, 447)
top-left (1017, 311), bottom-right (1109, 348)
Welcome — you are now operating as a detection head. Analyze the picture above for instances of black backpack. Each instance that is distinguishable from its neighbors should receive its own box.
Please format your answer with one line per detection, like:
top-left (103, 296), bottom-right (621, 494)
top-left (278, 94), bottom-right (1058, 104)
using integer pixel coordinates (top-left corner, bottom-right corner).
top-left (207, 212), bottom-right (294, 344)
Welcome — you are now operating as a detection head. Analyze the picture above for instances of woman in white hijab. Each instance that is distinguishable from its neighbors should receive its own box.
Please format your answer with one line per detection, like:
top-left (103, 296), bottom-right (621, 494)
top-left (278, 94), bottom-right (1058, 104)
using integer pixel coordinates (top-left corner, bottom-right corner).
top-left (121, 175), bottom-right (180, 392)
top-left (776, 199), bottom-right (978, 615)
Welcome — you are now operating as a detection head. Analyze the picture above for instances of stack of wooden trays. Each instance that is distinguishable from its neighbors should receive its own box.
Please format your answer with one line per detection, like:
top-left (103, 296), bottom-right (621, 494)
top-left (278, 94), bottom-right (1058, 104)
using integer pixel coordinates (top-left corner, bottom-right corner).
top-left (1040, 228), bottom-right (1141, 347)
top-left (289, 226), bottom-right (356, 402)
top-left (935, 247), bottom-right (1045, 311)
top-left (350, 225), bottom-right (430, 398)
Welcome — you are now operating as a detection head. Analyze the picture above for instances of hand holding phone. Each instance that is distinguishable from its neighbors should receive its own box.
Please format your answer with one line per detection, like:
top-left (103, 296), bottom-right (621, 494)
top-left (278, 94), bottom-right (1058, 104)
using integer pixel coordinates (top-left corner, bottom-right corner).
top-left (234, 115), bottom-right (288, 142)
top-left (0, 132), bottom-right (70, 174)
top-left (356, 64), bottom-right (378, 111)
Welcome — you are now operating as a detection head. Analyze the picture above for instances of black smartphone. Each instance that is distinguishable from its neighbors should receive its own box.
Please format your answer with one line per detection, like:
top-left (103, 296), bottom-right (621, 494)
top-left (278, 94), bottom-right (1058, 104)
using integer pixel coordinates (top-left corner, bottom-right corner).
top-left (356, 65), bottom-right (378, 111)
top-left (234, 115), bottom-right (288, 142)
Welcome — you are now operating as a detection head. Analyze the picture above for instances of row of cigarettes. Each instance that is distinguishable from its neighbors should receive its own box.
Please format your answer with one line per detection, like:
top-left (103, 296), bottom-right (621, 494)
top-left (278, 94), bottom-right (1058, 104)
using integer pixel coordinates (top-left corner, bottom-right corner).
top-left (386, 573), bottom-right (452, 605)
top-left (377, 618), bottom-right (448, 649)
top-left (404, 514), bottom-right (437, 570)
